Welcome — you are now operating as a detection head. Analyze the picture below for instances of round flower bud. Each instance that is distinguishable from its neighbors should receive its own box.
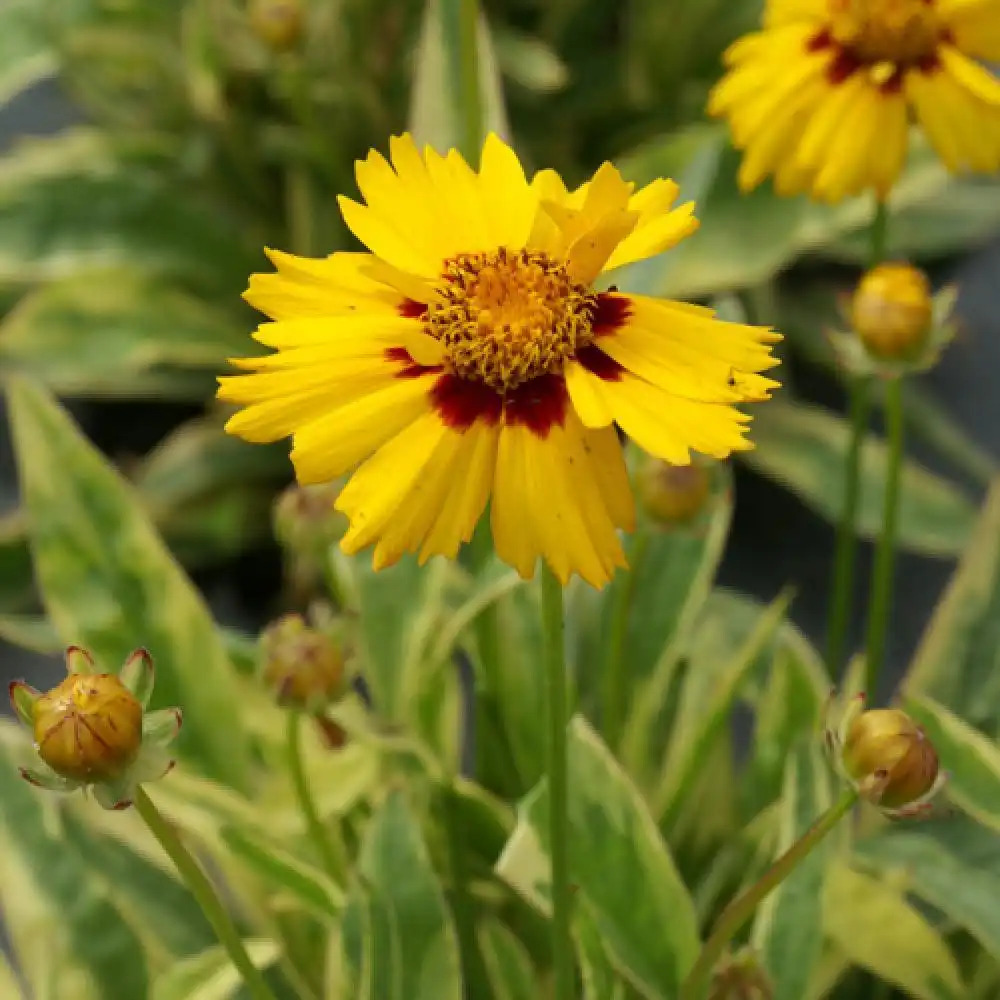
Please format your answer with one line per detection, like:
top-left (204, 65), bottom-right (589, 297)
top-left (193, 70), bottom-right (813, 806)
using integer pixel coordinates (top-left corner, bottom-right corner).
top-left (33, 673), bottom-right (142, 783)
top-left (248, 0), bottom-right (304, 50)
top-left (260, 613), bottom-right (345, 711)
top-left (709, 950), bottom-right (772, 1000)
top-left (273, 481), bottom-right (346, 557)
top-left (850, 262), bottom-right (933, 360)
top-left (842, 708), bottom-right (939, 810)
top-left (637, 457), bottom-right (711, 525)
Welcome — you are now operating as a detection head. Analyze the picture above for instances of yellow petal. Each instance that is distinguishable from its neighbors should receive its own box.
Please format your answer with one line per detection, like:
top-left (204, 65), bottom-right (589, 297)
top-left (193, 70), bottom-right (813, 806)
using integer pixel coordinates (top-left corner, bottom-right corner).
top-left (477, 133), bottom-right (537, 249)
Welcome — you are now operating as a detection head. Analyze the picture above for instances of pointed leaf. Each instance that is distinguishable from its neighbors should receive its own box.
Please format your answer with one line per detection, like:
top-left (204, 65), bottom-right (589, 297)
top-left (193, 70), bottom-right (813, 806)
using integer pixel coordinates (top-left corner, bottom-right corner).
top-left (120, 647), bottom-right (155, 707)
top-left (408, 0), bottom-right (510, 151)
top-left (743, 399), bottom-right (975, 557)
top-left (824, 863), bottom-right (963, 1000)
top-left (905, 480), bottom-right (1000, 731)
top-left (0, 0), bottom-right (55, 107)
top-left (150, 940), bottom-right (279, 1000)
top-left (500, 719), bottom-right (699, 999)
top-left (8, 379), bottom-right (251, 790)
top-left (752, 743), bottom-right (836, 1000)
top-left (479, 919), bottom-right (540, 1000)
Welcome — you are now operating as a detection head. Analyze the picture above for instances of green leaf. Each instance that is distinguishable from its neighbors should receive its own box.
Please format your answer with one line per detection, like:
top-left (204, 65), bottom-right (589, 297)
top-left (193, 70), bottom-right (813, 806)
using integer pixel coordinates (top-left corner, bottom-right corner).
top-left (60, 806), bottom-right (215, 961)
top-left (0, 741), bottom-right (148, 1000)
top-left (0, 271), bottom-right (248, 399)
top-left (902, 695), bottom-right (1000, 832)
top-left (0, 129), bottom-right (254, 292)
top-left (854, 817), bottom-right (1000, 962)
top-left (494, 28), bottom-right (568, 92)
top-left (743, 399), bottom-right (976, 557)
top-left (0, 0), bottom-right (55, 107)
top-left (574, 904), bottom-right (626, 1000)
top-left (341, 790), bottom-right (463, 1000)
top-left (478, 919), bottom-right (539, 1000)
top-left (7, 379), bottom-right (252, 790)
top-left (0, 509), bottom-right (33, 612)
top-left (500, 719), bottom-right (699, 999)
top-left (752, 743), bottom-right (835, 1000)
top-left (905, 480), bottom-right (1000, 731)
top-left (0, 951), bottom-right (24, 1000)
top-left (0, 611), bottom-right (59, 653)
top-left (150, 940), bottom-right (280, 1000)
top-left (221, 824), bottom-right (345, 921)
top-left (408, 0), bottom-right (510, 152)
top-left (824, 863), bottom-right (963, 1000)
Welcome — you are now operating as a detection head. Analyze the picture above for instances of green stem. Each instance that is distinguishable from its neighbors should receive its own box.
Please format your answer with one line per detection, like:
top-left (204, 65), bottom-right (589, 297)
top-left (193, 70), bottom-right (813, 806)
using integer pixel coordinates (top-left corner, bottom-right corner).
top-left (285, 164), bottom-right (315, 257)
top-left (602, 530), bottom-right (648, 752)
top-left (457, 0), bottom-right (483, 160)
top-left (680, 789), bottom-right (858, 1000)
top-left (825, 377), bottom-right (871, 676)
top-left (286, 710), bottom-right (343, 879)
top-left (864, 376), bottom-right (904, 699)
top-left (540, 566), bottom-right (574, 1000)
top-left (134, 787), bottom-right (279, 1000)
top-left (869, 199), bottom-right (889, 268)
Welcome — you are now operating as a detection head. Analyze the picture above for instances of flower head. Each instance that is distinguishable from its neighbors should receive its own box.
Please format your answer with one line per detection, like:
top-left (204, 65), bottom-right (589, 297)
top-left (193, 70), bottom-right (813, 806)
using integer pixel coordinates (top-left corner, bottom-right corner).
top-left (826, 693), bottom-right (945, 816)
top-left (219, 134), bottom-right (780, 588)
top-left (9, 646), bottom-right (182, 810)
top-left (709, 0), bottom-right (1000, 202)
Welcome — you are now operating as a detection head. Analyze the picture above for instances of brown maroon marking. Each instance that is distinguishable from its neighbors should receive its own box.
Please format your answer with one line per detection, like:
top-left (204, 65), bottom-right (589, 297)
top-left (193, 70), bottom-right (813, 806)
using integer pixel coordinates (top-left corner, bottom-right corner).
top-left (398, 298), bottom-right (427, 319)
top-left (504, 375), bottom-right (568, 437)
top-left (431, 374), bottom-right (503, 430)
top-left (808, 28), bottom-right (833, 52)
top-left (384, 346), bottom-right (442, 379)
top-left (590, 293), bottom-right (632, 336)
top-left (881, 68), bottom-right (905, 93)
top-left (916, 50), bottom-right (942, 74)
top-left (828, 48), bottom-right (861, 84)
top-left (576, 344), bottom-right (625, 382)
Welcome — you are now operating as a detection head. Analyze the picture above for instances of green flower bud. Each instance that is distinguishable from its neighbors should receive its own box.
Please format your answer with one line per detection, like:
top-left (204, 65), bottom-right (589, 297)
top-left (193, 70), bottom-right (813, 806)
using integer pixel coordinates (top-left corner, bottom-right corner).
top-left (260, 613), bottom-right (345, 711)
top-left (637, 457), bottom-right (711, 525)
top-left (33, 673), bottom-right (142, 783)
top-left (841, 707), bottom-right (940, 811)
top-left (249, 0), bottom-right (304, 50)
top-left (850, 263), bottom-right (933, 361)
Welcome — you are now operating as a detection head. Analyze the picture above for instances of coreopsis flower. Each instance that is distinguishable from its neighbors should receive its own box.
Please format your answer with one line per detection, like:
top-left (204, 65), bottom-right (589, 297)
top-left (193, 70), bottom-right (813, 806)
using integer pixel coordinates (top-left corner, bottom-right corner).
top-left (709, 0), bottom-right (1000, 202)
top-left (219, 134), bottom-right (780, 588)
top-left (825, 694), bottom-right (945, 816)
top-left (828, 262), bottom-right (957, 375)
top-left (9, 646), bottom-right (182, 810)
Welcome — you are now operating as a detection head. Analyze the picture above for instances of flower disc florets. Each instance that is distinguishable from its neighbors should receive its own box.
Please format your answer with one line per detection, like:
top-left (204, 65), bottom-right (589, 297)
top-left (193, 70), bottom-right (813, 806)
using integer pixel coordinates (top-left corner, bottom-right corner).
top-left (9, 646), bottom-right (182, 810)
top-left (828, 0), bottom-right (941, 66)
top-left (426, 248), bottom-right (597, 392)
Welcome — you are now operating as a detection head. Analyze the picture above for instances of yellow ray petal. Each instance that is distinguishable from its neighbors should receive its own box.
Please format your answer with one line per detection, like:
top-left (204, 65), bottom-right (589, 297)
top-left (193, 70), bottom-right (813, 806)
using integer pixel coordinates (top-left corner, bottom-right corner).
top-left (582, 423), bottom-right (635, 533)
top-left (337, 195), bottom-right (441, 278)
top-left (602, 202), bottom-right (699, 273)
top-left (566, 360), bottom-right (616, 427)
top-left (477, 133), bottom-right (537, 249)
top-left (938, 45), bottom-right (1000, 106)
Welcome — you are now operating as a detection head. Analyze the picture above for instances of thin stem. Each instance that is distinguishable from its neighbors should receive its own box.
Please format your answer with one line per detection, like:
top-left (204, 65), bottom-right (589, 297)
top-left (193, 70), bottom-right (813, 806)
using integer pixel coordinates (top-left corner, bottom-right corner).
top-left (286, 710), bottom-right (343, 880)
top-left (825, 378), bottom-right (871, 676)
top-left (540, 565), bottom-right (574, 1000)
top-left (864, 376), bottom-right (904, 699)
top-left (602, 530), bottom-right (649, 752)
top-left (680, 789), bottom-right (858, 1000)
top-left (868, 199), bottom-right (889, 269)
top-left (134, 787), bottom-right (279, 1000)
top-left (284, 165), bottom-right (315, 257)
top-left (457, 0), bottom-right (483, 160)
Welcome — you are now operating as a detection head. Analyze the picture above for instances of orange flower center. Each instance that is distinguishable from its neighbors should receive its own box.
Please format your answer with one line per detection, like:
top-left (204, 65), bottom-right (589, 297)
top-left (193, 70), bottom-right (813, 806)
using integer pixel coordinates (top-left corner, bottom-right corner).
top-left (425, 248), bottom-right (597, 392)
top-left (828, 0), bottom-right (941, 64)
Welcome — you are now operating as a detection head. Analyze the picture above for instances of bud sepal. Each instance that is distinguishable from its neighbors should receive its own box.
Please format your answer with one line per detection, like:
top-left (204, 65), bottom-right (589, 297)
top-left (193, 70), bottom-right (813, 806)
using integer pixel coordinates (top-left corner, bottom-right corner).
top-left (828, 264), bottom-right (957, 379)
top-left (825, 692), bottom-right (946, 818)
top-left (9, 646), bottom-right (182, 810)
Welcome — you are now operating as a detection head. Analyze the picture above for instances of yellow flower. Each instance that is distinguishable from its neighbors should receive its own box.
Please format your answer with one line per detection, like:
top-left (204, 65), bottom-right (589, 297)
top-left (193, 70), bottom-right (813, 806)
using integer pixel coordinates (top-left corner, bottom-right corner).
top-left (709, 0), bottom-right (1000, 202)
top-left (219, 134), bottom-right (780, 588)
top-left (850, 261), bottom-right (933, 359)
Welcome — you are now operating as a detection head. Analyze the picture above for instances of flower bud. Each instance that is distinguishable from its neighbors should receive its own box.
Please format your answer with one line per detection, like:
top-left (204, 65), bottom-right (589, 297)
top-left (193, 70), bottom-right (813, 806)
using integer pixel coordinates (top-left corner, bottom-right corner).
top-left (637, 457), bottom-right (711, 525)
top-left (842, 708), bottom-right (940, 811)
top-left (249, 0), bottom-right (304, 51)
top-left (260, 613), bottom-right (345, 711)
top-left (850, 263), bottom-right (933, 360)
top-left (33, 673), bottom-right (142, 783)
top-left (273, 481), bottom-right (346, 558)
top-left (709, 950), bottom-right (773, 1000)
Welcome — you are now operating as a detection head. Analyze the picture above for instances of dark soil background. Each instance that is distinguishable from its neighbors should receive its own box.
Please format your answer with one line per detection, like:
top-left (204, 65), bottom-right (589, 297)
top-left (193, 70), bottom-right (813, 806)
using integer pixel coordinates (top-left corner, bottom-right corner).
top-left (2, 82), bottom-right (999, 704)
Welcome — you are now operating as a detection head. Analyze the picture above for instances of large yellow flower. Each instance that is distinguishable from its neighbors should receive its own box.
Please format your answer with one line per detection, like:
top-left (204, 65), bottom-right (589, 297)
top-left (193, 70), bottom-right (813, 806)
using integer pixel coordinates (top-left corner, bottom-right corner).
top-left (219, 134), bottom-right (780, 588)
top-left (709, 0), bottom-right (1000, 202)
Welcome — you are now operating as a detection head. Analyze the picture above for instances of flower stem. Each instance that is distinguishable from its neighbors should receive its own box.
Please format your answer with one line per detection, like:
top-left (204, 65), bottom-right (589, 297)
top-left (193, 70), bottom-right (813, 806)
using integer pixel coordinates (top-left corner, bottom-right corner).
top-left (540, 564), bottom-right (574, 1000)
top-left (869, 199), bottom-right (889, 269)
top-left (286, 709), bottom-right (344, 879)
top-left (456, 0), bottom-right (483, 160)
top-left (680, 789), bottom-right (858, 1000)
top-left (134, 787), bottom-right (279, 1000)
top-left (864, 375), bottom-right (904, 699)
top-left (825, 377), bottom-right (871, 676)
top-left (602, 530), bottom-right (648, 752)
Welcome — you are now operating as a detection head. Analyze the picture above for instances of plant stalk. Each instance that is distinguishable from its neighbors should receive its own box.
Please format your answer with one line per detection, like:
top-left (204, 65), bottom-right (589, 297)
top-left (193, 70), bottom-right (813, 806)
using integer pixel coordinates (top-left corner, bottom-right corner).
top-left (286, 709), bottom-right (344, 879)
top-left (680, 789), bottom-right (858, 1000)
top-left (457, 0), bottom-right (483, 160)
top-left (540, 564), bottom-right (574, 1000)
top-left (864, 375), bottom-right (904, 698)
top-left (134, 787), bottom-right (279, 1000)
